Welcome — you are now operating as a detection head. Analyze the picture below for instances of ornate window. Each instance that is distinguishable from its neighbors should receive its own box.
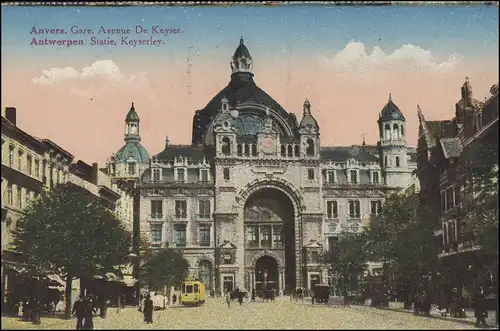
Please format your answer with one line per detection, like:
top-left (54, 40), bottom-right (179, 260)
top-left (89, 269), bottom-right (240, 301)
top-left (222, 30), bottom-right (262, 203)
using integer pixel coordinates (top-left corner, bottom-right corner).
top-left (393, 123), bottom-right (399, 140)
top-left (17, 150), bottom-right (23, 170)
top-left (260, 225), bottom-right (271, 248)
top-left (198, 225), bottom-right (210, 246)
top-left (175, 200), bottom-right (187, 218)
top-left (7, 184), bottom-right (13, 205)
top-left (401, 125), bottom-right (405, 137)
top-left (199, 169), bottom-right (209, 183)
top-left (245, 226), bottom-right (259, 248)
top-left (17, 187), bottom-right (22, 208)
top-left (174, 224), bottom-right (187, 247)
top-left (152, 168), bottom-right (161, 182)
top-left (221, 137), bottom-right (231, 155)
top-left (273, 225), bottom-right (283, 248)
top-left (150, 200), bottom-right (163, 219)
top-left (223, 168), bottom-right (230, 180)
top-left (350, 170), bottom-right (358, 184)
top-left (26, 155), bottom-right (32, 175)
top-left (307, 168), bottom-right (315, 180)
top-left (34, 159), bottom-right (40, 178)
top-left (395, 156), bottom-right (400, 167)
top-left (198, 200), bottom-right (211, 219)
top-left (128, 162), bottom-right (136, 175)
top-left (370, 201), bottom-right (382, 215)
top-left (150, 224), bottom-right (162, 243)
top-left (348, 200), bottom-right (361, 219)
top-left (326, 201), bottom-right (338, 219)
top-left (372, 171), bottom-right (380, 184)
top-left (176, 168), bottom-right (186, 183)
top-left (327, 170), bottom-right (336, 184)
top-left (385, 124), bottom-right (391, 140)
top-left (306, 139), bottom-right (315, 156)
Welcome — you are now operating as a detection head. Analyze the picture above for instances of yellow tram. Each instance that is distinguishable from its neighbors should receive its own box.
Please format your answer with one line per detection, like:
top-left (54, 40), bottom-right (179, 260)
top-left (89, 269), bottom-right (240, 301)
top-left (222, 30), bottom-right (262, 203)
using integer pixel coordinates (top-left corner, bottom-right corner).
top-left (180, 276), bottom-right (206, 306)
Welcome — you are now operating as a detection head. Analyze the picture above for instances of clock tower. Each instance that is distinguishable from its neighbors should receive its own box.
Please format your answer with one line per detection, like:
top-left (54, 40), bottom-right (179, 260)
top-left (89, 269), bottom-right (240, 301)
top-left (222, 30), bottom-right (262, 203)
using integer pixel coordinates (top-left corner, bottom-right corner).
top-left (257, 107), bottom-right (280, 158)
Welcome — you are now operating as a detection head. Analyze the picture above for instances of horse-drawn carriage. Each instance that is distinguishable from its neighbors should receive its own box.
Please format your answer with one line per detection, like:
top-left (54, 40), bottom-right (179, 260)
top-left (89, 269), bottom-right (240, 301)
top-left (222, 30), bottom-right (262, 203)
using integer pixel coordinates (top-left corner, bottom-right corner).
top-left (312, 284), bottom-right (330, 304)
top-left (290, 287), bottom-right (305, 303)
top-left (257, 288), bottom-right (275, 302)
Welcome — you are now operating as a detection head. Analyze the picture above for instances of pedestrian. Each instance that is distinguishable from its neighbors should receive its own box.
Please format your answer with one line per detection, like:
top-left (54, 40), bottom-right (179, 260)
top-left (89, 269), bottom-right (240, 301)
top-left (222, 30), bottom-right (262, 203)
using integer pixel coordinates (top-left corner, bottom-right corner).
top-left (82, 295), bottom-right (97, 330)
top-left (143, 294), bottom-right (153, 324)
top-left (172, 293), bottom-right (177, 305)
top-left (225, 291), bottom-right (231, 308)
top-left (17, 300), bottom-right (23, 321)
top-left (72, 294), bottom-right (85, 330)
top-left (138, 293), bottom-right (143, 312)
top-left (472, 290), bottom-right (488, 328)
top-left (251, 288), bottom-right (256, 301)
top-left (22, 297), bottom-right (31, 322)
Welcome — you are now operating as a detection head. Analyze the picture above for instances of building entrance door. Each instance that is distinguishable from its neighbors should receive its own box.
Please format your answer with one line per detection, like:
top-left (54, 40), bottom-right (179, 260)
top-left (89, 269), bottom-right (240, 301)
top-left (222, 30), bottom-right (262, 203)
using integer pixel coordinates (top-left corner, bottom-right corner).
top-left (223, 276), bottom-right (234, 292)
top-left (255, 255), bottom-right (279, 292)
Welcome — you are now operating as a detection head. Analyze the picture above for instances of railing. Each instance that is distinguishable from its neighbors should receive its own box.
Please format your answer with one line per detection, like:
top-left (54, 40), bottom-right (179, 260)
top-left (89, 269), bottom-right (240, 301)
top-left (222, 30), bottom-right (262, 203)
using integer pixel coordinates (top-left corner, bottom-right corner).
top-left (151, 213), bottom-right (164, 219)
top-left (198, 214), bottom-right (211, 219)
top-left (175, 214), bottom-right (187, 219)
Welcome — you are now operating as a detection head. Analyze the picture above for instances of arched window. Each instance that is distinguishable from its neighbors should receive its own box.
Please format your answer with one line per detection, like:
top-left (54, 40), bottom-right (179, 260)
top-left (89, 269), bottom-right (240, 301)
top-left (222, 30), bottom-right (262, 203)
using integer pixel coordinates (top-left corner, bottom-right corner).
top-left (237, 144), bottom-right (242, 156)
top-left (306, 139), bottom-right (315, 156)
top-left (393, 124), bottom-right (399, 140)
top-left (221, 137), bottom-right (231, 155)
top-left (251, 144), bottom-right (257, 156)
top-left (385, 124), bottom-right (391, 140)
top-left (244, 144), bottom-right (250, 156)
top-left (281, 145), bottom-right (286, 157)
top-left (294, 145), bottom-right (300, 157)
top-left (395, 156), bottom-right (400, 167)
top-left (384, 156), bottom-right (388, 167)
top-left (287, 145), bottom-right (293, 156)
top-left (401, 125), bottom-right (405, 137)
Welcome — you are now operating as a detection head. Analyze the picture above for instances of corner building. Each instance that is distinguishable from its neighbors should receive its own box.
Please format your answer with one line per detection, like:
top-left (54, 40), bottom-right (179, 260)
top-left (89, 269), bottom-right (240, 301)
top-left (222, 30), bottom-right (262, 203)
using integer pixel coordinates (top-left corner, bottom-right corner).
top-left (128, 38), bottom-right (417, 294)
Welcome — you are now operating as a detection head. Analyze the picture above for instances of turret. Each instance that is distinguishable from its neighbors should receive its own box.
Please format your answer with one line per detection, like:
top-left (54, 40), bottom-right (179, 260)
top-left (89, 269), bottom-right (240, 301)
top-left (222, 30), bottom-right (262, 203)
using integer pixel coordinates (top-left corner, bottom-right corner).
top-left (298, 99), bottom-right (320, 159)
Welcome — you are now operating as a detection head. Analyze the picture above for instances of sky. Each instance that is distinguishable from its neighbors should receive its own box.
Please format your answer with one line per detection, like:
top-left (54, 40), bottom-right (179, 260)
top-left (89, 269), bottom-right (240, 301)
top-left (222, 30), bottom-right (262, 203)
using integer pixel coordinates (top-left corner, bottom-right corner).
top-left (1, 4), bottom-right (499, 165)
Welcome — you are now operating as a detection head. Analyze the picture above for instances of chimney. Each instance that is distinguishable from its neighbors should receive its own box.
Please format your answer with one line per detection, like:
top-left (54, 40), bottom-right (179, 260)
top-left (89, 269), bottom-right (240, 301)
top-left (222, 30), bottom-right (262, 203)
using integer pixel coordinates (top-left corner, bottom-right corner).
top-left (5, 107), bottom-right (17, 125)
top-left (92, 162), bottom-right (99, 185)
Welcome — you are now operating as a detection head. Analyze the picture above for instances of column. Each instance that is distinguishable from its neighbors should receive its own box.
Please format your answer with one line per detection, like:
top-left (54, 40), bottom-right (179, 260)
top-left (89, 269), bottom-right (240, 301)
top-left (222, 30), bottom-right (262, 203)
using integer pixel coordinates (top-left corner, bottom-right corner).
top-left (279, 270), bottom-right (284, 295)
top-left (235, 212), bottom-right (245, 290)
top-left (369, 171), bottom-right (372, 184)
top-left (251, 271), bottom-right (255, 291)
top-left (270, 226), bottom-right (274, 249)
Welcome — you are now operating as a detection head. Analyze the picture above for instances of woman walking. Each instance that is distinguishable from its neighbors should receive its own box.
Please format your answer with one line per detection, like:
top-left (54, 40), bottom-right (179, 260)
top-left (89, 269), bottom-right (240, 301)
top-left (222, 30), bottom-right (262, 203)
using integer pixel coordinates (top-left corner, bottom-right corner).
top-left (143, 294), bottom-right (153, 324)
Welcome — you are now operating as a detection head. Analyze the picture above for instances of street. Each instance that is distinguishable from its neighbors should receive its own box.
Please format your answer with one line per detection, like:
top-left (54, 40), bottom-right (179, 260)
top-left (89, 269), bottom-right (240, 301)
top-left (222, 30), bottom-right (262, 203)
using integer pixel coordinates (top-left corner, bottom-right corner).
top-left (1, 296), bottom-right (494, 329)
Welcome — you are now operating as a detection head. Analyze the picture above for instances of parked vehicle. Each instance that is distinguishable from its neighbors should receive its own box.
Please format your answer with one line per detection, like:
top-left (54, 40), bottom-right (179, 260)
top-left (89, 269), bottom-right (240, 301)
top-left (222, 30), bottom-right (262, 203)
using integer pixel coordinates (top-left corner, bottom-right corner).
top-left (180, 278), bottom-right (206, 307)
top-left (313, 284), bottom-right (330, 304)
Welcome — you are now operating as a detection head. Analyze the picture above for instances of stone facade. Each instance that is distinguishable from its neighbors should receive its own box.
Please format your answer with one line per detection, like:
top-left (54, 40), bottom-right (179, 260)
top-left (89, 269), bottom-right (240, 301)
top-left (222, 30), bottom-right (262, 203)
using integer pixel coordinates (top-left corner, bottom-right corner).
top-left (109, 38), bottom-right (418, 294)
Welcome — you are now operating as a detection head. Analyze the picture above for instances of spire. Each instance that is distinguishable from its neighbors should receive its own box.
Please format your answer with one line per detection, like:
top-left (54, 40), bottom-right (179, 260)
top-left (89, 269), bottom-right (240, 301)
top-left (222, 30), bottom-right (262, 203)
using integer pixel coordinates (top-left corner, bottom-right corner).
top-left (388, 93), bottom-right (392, 103)
top-left (417, 105), bottom-right (433, 148)
top-left (362, 136), bottom-right (366, 146)
top-left (125, 102), bottom-right (141, 142)
top-left (240, 36), bottom-right (244, 45)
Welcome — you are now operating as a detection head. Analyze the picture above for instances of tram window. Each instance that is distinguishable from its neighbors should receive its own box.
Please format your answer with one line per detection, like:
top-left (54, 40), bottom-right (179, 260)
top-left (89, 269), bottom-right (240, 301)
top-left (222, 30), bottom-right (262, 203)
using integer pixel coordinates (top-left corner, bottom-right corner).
top-left (194, 284), bottom-right (199, 293)
top-left (186, 285), bottom-right (193, 293)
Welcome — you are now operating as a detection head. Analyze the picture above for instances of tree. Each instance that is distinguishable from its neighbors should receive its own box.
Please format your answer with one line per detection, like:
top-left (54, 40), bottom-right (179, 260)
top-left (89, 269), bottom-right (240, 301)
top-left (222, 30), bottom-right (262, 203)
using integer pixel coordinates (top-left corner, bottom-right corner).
top-left (463, 130), bottom-right (499, 323)
top-left (11, 183), bottom-right (132, 318)
top-left (366, 192), bottom-right (438, 307)
top-left (463, 133), bottom-right (499, 255)
top-left (140, 248), bottom-right (189, 294)
top-left (322, 231), bottom-right (369, 295)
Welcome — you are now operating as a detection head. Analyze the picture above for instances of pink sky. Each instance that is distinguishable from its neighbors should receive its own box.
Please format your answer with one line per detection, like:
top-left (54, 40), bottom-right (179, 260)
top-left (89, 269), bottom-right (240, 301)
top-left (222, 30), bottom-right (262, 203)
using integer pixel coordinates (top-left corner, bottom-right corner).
top-left (1, 43), bottom-right (498, 165)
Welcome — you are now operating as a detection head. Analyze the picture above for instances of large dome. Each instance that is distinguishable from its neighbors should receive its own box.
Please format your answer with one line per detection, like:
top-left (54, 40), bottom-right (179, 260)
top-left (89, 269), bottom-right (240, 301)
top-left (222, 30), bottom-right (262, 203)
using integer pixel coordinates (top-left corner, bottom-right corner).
top-left (192, 39), bottom-right (299, 146)
top-left (379, 94), bottom-right (406, 122)
top-left (114, 142), bottom-right (150, 163)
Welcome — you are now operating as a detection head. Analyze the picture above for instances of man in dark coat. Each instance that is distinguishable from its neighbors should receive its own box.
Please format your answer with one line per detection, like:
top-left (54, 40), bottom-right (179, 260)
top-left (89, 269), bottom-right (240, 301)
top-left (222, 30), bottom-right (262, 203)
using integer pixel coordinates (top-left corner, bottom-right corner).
top-left (72, 294), bottom-right (86, 330)
top-left (143, 294), bottom-right (153, 324)
top-left (82, 295), bottom-right (97, 330)
top-left (472, 290), bottom-right (488, 327)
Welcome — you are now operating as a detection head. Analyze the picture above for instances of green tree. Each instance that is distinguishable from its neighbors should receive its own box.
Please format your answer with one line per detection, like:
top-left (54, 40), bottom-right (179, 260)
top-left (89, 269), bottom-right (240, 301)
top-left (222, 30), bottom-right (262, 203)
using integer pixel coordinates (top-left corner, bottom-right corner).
top-left (322, 231), bottom-right (369, 295)
top-left (463, 131), bottom-right (499, 323)
top-left (366, 192), bottom-right (438, 307)
top-left (11, 183), bottom-right (132, 318)
top-left (140, 247), bottom-right (189, 295)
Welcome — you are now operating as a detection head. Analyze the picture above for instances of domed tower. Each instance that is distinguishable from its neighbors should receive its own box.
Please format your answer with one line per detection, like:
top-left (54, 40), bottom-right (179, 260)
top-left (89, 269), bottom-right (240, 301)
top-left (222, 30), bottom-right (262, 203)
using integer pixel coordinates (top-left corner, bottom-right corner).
top-left (377, 94), bottom-right (408, 187)
top-left (231, 37), bottom-right (253, 75)
top-left (299, 99), bottom-right (320, 159)
top-left (108, 102), bottom-right (150, 181)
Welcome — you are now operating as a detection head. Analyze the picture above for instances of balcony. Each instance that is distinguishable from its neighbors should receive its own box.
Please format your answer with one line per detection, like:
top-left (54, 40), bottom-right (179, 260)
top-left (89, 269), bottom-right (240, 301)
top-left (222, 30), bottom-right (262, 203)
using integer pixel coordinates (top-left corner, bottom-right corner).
top-left (151, 213), bottom-right (164, 220)
top-left (198, 214), bottom-right (211, 220)
top-left (348, 214), bottom-right (361, 220)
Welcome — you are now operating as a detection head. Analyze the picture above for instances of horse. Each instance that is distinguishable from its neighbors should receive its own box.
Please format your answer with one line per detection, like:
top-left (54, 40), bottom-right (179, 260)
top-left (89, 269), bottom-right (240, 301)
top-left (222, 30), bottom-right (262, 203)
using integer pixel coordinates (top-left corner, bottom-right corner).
top-left (291, 288), bottom-right (304, 304)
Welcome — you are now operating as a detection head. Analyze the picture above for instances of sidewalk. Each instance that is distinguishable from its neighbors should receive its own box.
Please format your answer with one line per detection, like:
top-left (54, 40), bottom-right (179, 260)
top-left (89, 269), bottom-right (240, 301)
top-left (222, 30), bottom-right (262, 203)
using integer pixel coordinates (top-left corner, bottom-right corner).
top-left (384, 301), bottom-right (498, 328)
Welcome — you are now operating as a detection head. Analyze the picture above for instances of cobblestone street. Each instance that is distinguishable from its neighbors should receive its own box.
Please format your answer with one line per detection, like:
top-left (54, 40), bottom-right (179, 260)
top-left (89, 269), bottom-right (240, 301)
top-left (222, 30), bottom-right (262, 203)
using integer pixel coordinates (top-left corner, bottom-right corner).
top-left (2, 297), bottom-right (496, 330)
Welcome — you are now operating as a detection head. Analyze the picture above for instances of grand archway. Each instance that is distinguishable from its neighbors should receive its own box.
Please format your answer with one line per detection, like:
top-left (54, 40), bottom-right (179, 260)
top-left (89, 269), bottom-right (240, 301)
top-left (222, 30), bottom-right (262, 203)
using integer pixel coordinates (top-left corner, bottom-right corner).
top-left (255, 256), bottom-right (279, 292)
top-left (243, 187), bottom-right (296, 290)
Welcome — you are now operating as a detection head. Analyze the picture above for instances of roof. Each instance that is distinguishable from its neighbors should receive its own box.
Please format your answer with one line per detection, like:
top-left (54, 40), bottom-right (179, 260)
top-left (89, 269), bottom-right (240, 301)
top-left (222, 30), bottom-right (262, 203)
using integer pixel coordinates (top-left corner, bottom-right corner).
top-left (115, 142), bottom-right (150, 163)
top-left (233, 37), bottom-right (251, 59)
top-left (439, 137), bottom-right (463, 159)
top-left (125, 103), bottom-right (139, 122)
top-left (320, 146), bottom-right (380, 162)
top-left (379, 94), bottom-right (406, 122)
top-left (155, 144), bottom-right (211, 162)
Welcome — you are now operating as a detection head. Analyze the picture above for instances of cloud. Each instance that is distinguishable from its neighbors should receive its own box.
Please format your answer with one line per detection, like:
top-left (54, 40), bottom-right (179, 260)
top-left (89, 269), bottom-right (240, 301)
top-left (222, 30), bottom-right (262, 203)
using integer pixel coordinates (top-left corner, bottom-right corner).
top-left (31, 60), bottom-right (149, 96)
top-left (31, 60), bottom-right (145, 87)
top-left (322, 41), bottom-right (463, 75)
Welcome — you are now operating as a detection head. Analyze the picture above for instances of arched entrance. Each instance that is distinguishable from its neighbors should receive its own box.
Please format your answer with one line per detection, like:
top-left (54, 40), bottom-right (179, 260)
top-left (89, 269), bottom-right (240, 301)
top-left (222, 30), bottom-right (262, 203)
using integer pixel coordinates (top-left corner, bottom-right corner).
top-left (198, 260), bottom-right (213, 291)
top-left (243, 187), bottom-right (296, 290)
top-left (255, 256), bottom-right (279, 292)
